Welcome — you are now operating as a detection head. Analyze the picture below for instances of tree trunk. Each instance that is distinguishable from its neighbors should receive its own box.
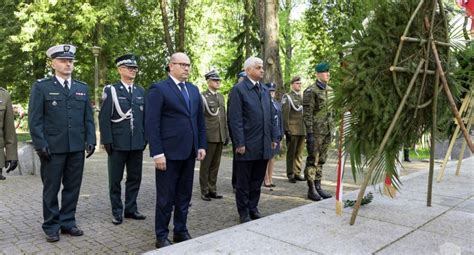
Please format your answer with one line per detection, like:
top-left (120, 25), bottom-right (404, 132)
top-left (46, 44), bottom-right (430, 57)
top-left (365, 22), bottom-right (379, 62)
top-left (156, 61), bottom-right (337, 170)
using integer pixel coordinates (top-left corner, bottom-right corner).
top-left (244, 0), bottom-right (253, 58)
top-left (160, 0), bottom-right (174, 55)
top-left (281, 0), bottom-right (293, 90)
top-left (255, 0), bottom-right (265, 60)
top-left (176, 0), bottom-right (187, 52)
top-left (263, 0), bottom-right (284, 98)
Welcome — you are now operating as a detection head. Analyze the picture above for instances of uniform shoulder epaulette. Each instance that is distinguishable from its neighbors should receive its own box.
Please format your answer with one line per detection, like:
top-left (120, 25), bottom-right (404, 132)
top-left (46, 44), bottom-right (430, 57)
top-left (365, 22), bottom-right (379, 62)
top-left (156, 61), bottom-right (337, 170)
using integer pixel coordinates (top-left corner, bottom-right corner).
top-left (304, 87), bottom-right (313, 93)
top-left (73, 79), bottom-right (88, 86)
top-left (36, 77), bottom-right (51, 83)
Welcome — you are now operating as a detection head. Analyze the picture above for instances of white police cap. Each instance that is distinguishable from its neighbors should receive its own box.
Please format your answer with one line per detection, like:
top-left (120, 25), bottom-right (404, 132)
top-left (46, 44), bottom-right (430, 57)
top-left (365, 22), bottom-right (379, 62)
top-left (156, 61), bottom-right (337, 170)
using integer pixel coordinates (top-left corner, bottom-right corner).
top-left (46, 44), bottom-right (76, 59)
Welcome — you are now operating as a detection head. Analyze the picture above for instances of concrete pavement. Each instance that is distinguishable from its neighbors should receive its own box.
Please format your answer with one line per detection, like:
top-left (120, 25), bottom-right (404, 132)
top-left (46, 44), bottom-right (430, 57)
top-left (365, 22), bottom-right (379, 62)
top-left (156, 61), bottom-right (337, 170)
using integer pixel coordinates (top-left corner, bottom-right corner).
top-left (147, 157), bottom-right (474, 254)
top-left (0, 146), bottom-right (455, 254)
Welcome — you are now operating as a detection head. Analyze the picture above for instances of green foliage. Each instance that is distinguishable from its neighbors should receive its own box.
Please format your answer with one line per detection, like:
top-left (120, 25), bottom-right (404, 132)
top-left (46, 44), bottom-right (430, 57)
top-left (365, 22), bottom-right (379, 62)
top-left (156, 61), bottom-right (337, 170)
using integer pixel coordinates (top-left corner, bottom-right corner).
top-left (333, 0), bottom-right (462, 188)
top-left (303, 0), bottom-right (377, 81)
top-left (16, 132), bottom-right (31, 143)
top-left (344, 192), bottom-right (373, 208)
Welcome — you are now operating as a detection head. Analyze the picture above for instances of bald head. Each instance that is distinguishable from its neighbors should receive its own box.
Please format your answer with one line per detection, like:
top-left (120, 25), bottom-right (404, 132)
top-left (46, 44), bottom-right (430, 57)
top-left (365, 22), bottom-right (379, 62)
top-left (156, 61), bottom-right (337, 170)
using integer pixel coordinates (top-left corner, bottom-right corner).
top-left (169, 52), bottom-right (191, 82)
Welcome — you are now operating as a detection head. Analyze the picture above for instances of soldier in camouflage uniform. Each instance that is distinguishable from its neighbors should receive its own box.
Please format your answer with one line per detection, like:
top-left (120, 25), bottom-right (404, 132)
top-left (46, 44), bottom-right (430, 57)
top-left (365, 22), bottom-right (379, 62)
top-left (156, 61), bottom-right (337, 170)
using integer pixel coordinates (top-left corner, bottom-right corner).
top-left (303, 63), bottom-right (333, 201)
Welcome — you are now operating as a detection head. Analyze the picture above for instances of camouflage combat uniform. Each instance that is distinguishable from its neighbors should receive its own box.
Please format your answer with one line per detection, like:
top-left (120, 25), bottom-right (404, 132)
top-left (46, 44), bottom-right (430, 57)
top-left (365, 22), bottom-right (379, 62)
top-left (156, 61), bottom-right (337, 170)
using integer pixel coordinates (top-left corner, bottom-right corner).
top-left (303, 80), bottom-right (333, 182)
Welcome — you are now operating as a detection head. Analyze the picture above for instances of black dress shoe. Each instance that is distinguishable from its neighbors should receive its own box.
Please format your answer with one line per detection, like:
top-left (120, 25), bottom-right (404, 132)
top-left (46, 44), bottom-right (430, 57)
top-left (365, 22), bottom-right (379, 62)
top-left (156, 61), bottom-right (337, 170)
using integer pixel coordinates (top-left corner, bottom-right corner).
top-left (46, 232), bottom-right (59, 242)
top-left (250, 211), bottom-right (262, 220)
top-left (173, 232), bottom-right (192, 243)
top-left (61, 226), bottom-right (83, 236)
top-left (288, 177), bottom-right (296, 183)
top-left (201, 194), bottom-right (211, 201)
top-left (155, 238), bottom-right (172, 248)
top-left (239, 215), bottom-right (251, 223)
top-left (124, 212), bottom-right (146, 220)
top-left (295, 175), bottom-right (306, 181)
top-left (112, 215), bottom-right (123, 225)
top-left (208, 192), bottom-right (223, 199)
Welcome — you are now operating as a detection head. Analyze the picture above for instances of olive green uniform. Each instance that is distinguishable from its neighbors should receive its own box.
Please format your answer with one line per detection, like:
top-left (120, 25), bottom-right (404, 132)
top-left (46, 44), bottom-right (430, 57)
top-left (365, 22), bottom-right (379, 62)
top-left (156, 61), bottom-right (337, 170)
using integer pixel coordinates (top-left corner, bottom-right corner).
top-left (199, 89), bottom-right (229, 196)
top-left (0, 88), bottom-right (18, 169)
top-left (282, 90), bottom-right (305, 179)
top-left (303, 81), bottom-right (333, 181)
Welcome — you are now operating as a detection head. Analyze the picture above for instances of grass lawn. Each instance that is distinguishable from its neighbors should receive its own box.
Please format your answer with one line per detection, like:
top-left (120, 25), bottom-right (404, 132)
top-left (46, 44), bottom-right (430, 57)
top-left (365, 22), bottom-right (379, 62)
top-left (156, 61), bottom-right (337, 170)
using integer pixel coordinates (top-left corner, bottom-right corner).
top-left (17, 132), bottom-right (31, 142)
top-left (410, 147), bottom-right (430, 160)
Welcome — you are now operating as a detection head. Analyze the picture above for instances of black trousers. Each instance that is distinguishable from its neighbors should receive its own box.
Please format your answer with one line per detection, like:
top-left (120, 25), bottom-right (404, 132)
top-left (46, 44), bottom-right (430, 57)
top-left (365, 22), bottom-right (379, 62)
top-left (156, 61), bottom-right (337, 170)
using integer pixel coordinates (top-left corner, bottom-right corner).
top-left (155, 153), bottom-right (195, 239)
top-left (40, 151), bottom-right (85, 235)
top-left (108, 150), bottom-right (143, 217)
top-left (234, 159), bottom-right (268, 217)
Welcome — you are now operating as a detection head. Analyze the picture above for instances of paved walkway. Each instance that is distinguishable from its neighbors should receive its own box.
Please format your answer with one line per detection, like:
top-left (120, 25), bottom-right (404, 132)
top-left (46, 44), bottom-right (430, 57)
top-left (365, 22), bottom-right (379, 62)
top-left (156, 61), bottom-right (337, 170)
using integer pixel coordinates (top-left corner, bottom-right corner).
top-left (148, 156), bottom-right (474, 255)
top-left (0, 146), bottom-right (436, 254)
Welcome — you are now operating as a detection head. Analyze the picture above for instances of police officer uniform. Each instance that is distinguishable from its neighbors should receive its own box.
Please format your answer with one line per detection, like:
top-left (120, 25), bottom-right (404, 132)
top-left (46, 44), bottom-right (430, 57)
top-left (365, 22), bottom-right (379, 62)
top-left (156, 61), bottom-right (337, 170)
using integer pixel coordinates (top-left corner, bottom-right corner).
top-left (199, 70), bottom-right (229, 201)
top-left (0, 88), bottom-right (18, 180)
top-left (99, 54), bottom-right (146, 224)
top-left (28, 44), bottom-right (96, 242)
top-left (303, 63), bottom-right (333, 201)
top-left (266, 83), bottom-right (283, 155)
top-left (282, 87), bottom-right (306, 183)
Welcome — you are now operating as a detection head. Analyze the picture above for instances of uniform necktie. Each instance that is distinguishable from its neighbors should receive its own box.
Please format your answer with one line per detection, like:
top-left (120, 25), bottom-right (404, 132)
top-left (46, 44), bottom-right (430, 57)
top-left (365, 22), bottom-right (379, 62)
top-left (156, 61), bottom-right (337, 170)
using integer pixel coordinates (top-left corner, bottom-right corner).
top-left (64, 80), bottom-right (70, 94)
top-left (178, 82), bottom-right (190, 110)
top-left (128, 86), bottom-right (132, 95)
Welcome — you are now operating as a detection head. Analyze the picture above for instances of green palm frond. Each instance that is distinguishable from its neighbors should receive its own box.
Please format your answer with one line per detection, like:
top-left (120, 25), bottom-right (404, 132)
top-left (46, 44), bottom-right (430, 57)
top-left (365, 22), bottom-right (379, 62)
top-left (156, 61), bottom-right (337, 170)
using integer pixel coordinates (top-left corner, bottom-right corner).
top-left (332, 0), bottom-right (462, 192)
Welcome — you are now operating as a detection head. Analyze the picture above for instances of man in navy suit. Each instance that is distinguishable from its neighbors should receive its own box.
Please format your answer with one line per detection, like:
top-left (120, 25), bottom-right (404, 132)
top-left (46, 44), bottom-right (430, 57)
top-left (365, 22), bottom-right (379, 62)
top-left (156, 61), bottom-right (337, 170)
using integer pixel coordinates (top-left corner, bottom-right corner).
top-left (145, 52), bottom-right (207, 249)
top-left (228, 56), bottom-right (278, 224)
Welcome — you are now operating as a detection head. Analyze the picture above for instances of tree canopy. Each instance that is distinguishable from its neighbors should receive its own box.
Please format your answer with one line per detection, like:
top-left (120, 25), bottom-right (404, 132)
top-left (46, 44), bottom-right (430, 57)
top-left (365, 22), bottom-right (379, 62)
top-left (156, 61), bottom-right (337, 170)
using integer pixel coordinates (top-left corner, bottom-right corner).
top-left (0, 0), bottom-right (468, 106)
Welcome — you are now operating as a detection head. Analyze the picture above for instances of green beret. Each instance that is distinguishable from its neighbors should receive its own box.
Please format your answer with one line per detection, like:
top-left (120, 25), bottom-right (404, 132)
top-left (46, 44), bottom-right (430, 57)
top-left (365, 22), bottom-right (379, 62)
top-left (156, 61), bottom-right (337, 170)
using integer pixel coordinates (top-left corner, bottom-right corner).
top-left (315, 63), bottom-right (330, 73)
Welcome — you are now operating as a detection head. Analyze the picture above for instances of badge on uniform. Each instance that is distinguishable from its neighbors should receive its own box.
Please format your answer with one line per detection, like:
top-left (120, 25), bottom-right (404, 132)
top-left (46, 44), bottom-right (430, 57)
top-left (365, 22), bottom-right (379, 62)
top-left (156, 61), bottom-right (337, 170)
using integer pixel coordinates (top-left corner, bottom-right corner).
top-left (52, 101), bottom-right (58, 106)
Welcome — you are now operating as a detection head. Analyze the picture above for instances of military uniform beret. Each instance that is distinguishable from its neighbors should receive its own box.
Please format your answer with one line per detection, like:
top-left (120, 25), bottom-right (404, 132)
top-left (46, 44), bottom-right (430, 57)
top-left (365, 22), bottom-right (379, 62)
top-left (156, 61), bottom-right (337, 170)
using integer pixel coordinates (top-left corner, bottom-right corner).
top-left (315, 63), bottom-right (330, 73)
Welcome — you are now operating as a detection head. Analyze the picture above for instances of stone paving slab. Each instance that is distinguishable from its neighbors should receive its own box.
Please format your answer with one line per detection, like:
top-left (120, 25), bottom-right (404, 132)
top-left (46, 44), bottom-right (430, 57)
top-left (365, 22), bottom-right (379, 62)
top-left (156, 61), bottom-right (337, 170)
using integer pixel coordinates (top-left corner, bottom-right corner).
top-left (0, 146), bottom-right (457, 254)
top-left (148, 157), bottom-right (473, 254)
top-left (375, 230), bottom-right (474, 255)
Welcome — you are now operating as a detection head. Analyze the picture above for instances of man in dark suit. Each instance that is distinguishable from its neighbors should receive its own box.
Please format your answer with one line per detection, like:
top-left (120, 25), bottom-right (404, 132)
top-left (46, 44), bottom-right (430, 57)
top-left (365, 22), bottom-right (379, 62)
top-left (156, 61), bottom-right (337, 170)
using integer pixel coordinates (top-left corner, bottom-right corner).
top-left (28, 44), bottom-right (96, 242)
top-left (145, 52), bottom-right (207, 249)
top-left (99, 54), bottom-right (147, 225)
top-left (228, 56), bottom-right (278, 224)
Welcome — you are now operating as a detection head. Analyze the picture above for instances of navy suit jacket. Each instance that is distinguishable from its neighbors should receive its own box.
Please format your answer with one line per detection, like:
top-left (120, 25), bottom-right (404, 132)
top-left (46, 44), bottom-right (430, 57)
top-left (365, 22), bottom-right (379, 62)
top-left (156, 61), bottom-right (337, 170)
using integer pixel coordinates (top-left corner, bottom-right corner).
top-left (228, 77), bottom-right (278, 161)
top-left (145, 77), bottom-right (207, 160)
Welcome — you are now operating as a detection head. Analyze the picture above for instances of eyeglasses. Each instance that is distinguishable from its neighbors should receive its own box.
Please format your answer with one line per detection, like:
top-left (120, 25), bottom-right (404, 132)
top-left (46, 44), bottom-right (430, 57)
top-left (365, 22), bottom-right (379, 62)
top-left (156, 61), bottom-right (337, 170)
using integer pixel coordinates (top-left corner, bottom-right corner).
top-left (172, 62), bottom-right (191, 68)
